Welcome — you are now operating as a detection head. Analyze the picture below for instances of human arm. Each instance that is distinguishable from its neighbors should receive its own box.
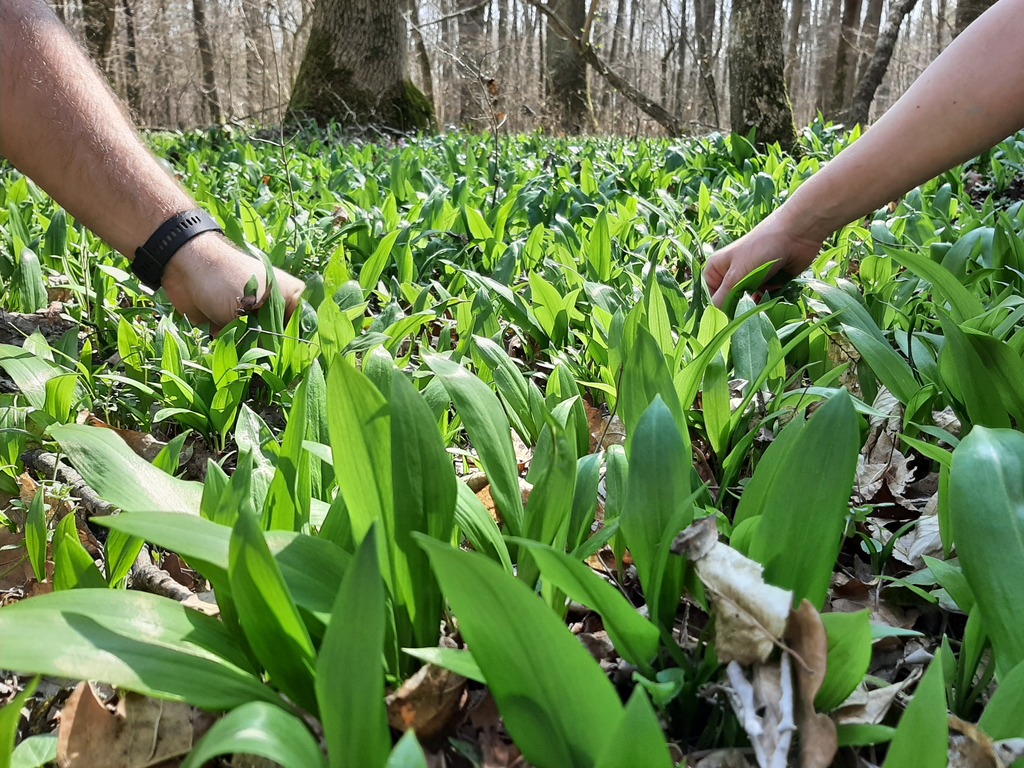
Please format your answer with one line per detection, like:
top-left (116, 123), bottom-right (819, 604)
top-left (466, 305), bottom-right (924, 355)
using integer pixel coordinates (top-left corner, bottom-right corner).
top-left (0, 0), bottom-right (304, 331)
top-left (705, 0), bottom-right (1024, 307)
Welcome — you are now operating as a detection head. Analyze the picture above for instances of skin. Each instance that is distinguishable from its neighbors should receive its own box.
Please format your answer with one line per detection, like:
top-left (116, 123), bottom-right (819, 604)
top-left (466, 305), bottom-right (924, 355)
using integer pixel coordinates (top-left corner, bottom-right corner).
top-left (0, 0), bottom-right (305, 332)
top-left (706, 0), bottom-right (1024, 308)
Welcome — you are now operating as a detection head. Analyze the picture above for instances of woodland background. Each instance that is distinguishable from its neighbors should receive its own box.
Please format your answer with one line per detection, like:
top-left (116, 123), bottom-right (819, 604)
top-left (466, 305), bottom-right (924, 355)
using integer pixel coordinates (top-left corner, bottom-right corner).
top-left (53, 0), bottom-right (995, 138)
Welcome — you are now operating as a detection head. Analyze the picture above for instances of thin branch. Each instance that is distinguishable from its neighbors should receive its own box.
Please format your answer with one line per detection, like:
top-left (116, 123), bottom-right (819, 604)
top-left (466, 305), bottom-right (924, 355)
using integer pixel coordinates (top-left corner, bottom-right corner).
top-left (523, 0), bottom-right (685, 135)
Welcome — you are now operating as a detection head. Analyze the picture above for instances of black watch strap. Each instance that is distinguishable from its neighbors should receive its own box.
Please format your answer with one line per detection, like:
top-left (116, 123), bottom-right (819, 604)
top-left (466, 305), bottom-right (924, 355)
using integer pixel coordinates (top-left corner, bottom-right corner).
top-left (132, 209), bottom-right (223, 290)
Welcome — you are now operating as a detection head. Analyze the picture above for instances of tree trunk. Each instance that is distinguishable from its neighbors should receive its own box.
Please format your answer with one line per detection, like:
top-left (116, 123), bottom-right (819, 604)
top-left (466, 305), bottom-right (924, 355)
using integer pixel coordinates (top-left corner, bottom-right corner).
top-left (600, 0), bottom-right (629, 112)
top-left (853, 0), bottom-right (883, 86)
top-left (728, 0), bottom-right (796, 150)
top-left (82, 0), bottom-right (116, 66)
top-left (121, 0), bottom-right (141, 115)
top-left (954, 0), bottom-right (995, 36)
top-left (458, 0), bottom-right (488, 125)
top-left (545, 0), bottom-right (589, 133)
top-left (288, 0), bottom-right (434, 130)
top-left (814, 0), bottom-right (842, 114)
top-left (784, 0), bottom-right (805, 91)
top-left (827, 0), bottom-right (862, 118)
top-left (407, 0), bottom-right (435, 109)
top-left (191, 0), bottom-right (222, 123)
top-left (847, 0), bottom-right (921, 125)
top-left (242, 0), bottom-right (270, 114)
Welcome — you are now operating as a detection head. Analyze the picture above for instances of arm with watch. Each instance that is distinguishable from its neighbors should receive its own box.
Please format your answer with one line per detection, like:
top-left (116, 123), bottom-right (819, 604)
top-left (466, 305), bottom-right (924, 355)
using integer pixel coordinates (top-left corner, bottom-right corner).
top-left (0, 0), bottom-right (305, 332)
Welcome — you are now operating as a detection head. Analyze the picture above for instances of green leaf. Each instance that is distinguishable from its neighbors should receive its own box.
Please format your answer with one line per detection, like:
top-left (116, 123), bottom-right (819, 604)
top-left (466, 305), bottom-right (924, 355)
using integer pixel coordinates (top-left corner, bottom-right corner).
top-left (817, 611), bottom-right (872, 711)
top-left (181, 702), bottom-right (325, 768)
top-left (50, 425), bottom-right (202, 514)
top-left (0, 678), bottom-right (37, 768)
top-left (326, 358), bottom-right (393, 546)
top-left (419, 537), bottom-right (623, 768)
top-left (390, 369), bottom-right (457, 649)
top-left (425, 354), bottom-right (524, 534)
top-left (950, 427), bottom-right (1024, 678)
top-left (620, 397), bottom-right (692, 630)
top-left (103, 528), bottom-right (144, 587)
top-left (401, 647), bottom-right (485, 684)
top-left (385, 731), bottom-right (428, 768)
top-left (229, 510), bottom-right (317, 712)
top-left (887, 248), bottom-right (985, 323)
top-left (12, 248), bottom-right (47, 313)
top-left (0, 590), bottom-right (273, 710)
top-left (809, 280), bottom-right (918, 403)
top-left (24, 491), bottom-right (46, 583)
top-left (745, 391), bottom-right (860, 607)
top-left (882, 648), bottom-right (948, 768)
top-left (514, 539), bottom-right (659, 673)
top-left (593, 688), bottom-right (673, 768)
top-left (979, 658), bottom-right (1024, 739)
top-left (10, 734), bottom-right (57, 768)
top-left (453, 482), bottom-right (513, 573)
top-left (316, 526), bottom-right (390, 768)
top-left (52, 512), bottom-right (106, 590)
top-left (835, 724), bottom-right (895, 747)
top-left (0, 344), bottom-right (62, 411)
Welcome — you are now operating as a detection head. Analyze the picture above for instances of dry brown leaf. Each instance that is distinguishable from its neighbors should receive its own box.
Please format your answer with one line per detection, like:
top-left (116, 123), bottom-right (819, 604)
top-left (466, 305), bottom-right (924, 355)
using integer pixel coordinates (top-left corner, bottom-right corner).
top-left (58, 683), bottom-right (195, 768)
top-left (673, 518), bottom-right (791, 665)
top-left (475, 478), bottom-right (532, 527)
top-left (79, 413), bottom-right (167, 463)
top-left (385, 663), bottom-right (466, 740)
top-left (584, 402), bottom-right (625, 452)
top-left (833, 669), bottom-right (921, 725)
top-left (949, 715), bottom-right (1004, 768)
top-left (784, 601), bottom-right (837, 768)
top-left (692, 750), bottom-right (755, 768)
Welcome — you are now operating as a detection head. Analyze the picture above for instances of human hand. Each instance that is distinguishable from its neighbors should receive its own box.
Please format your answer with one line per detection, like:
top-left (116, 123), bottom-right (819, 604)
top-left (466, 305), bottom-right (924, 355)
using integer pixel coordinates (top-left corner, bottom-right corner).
top-left (160, 233), bottom-right (305, 334)
top-left (704, 216), bottom-right (823, 308)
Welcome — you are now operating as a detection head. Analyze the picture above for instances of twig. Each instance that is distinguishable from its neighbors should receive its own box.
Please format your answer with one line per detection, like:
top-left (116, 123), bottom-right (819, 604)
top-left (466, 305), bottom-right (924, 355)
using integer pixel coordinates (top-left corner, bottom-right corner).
top-left (129, 547), bottom-right (194, 602)
top-left (21, 449), bottom-right (117, 519)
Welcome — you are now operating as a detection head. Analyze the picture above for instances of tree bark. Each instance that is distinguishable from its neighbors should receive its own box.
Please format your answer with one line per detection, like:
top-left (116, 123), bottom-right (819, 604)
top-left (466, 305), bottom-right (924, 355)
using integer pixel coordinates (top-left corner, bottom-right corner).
top-left (242, 0), bottom-right (270, 114)
top-left (693, 0), bottom-right (718, 125)
top-left (121, 0), bottom-right (141, 115)
top-left (545, 0), bottom-right (590, 133)
top-left (847, 0), bottom-right (921, 125)
top-left (458, 0), bottom-right (488, 125)
top-left (853, 0), bottom-right (884, 85)
top-left (827, 0), bottom-right (862, 118)
top-left (288, 0), bottom-right (435, 130)
top-left (728, 0), bottom-right (796, 150)
top-left (784, 0), bottom-right (805, 91)
top-left (191, 0), bottom-right (222, 123)
top-left (954, 0), bottom-right (995, 36)
top-left (82, 0), bottom-right (116, 66)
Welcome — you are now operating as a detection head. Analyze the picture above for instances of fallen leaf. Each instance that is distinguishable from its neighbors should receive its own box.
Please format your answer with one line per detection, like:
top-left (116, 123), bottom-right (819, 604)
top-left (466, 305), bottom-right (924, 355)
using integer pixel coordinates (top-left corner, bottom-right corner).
top-left (584, 402), bottom-right (625, 452)
top-left (673, 518), bottom-right (792, 665)
top-left (692, 749), bottom-right (755, 767)
top-left (58, 683), bottom-right (195, 768)
top-left (949, 715), bottom-right (1003, 768)
top-left (386, 663), bottom-right (466, 740)
top-left (79, 413), bottom-right (166, 463)
top-left (475, 478), bottom-right (532, 527)
top-left (784, 601), bottom-right (837, 768)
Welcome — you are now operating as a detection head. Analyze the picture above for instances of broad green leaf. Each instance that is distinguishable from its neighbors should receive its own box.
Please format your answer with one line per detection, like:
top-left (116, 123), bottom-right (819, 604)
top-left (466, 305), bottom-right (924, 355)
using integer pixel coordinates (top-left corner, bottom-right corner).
top-left (882, 648), bottom-right (948, 768)
top-left (950, 427), bottom-right (1024, 677)
top-left (10, 734), bottom-right (57, 768)
top-left (50, 425), bottom-right (202, 515)
top-left (454, 482), bottom-right (513, 573)
top-left (0, 678), bottom-right (37, 768)
top-left (401, 647), bottom-right (485, 684)
top-left (817, 611), bottom-right (872, 711)
top-left (593, 688), bottom-right (673, 768)
top-left (316, 526), bottom-right (390, 768)
top-left (425, 354), bottom-right (524, 534)
top-left (887, 248), bottom-right (985, 323)
top-left (390, 370), bottom-right (457, 650)
top-left (620, 397), bottom-right (692, 630)
top-left (326, 357), bottom-right (393, 545)
top-left (419, 537), bottom-right (623, 768)
top-left (937, 314), bottom-right (1011, 428)
top-left (809, 281), bottom-right (918, 403)
top-left (0, 344), bottom-right (62, 411)
top-left (835, 724), bottom-right (895, 747)
top-left (385, 731), bottom-right (428, 768)
top-left (24, 491), bottom-right (46, 583)
top-left (619, 327), bottom-right (683, 443)
top-left (229, 510), bottom-right (317, 712)
top-left (0, 590), bottom-right (273, 710)
top-left (52, 513), bottom-right (105, 591)
top-left (746, 391), bottom-right (860, 607)
top-left (181, 702), bottom-right (325, 768)
top-left (979, 658), bottom-right (1024, 738)
top-left (473, 335), bottom-right (539, 443)
top-left (103, 528), bottom-right (144, 587)
top-left (514, 540), bottom-right (659, 673)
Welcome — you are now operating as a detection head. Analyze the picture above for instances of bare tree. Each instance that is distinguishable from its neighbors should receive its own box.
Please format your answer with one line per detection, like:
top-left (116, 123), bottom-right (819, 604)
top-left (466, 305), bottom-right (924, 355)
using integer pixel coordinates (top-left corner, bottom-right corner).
top-left (82, 0), bottom-right (117, 65)
top-left (827, 0), bottom-right (862, 118)
top-left (848, 0), bottom-right (921, 125)
top-left (954, 0), bottom-right (995, 36)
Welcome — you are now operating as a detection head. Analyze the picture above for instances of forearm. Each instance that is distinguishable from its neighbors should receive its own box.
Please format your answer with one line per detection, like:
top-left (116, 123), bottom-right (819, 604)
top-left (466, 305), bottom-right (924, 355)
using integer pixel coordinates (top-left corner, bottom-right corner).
top-left (780, 0), bottom-right (1024, 241)
top-left (0, 0), bottom-right (193, 257)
